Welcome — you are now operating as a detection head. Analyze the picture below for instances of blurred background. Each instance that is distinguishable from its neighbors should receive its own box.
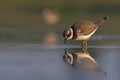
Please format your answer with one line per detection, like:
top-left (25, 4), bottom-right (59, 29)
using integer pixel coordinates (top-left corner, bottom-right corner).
top-left (0, 0), bottom-right (120, 80)
top-left (0, 0), bottom-right (120, 43)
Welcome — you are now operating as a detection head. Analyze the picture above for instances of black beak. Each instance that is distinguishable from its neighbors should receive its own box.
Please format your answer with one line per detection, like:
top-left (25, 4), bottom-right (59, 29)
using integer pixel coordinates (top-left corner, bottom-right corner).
top-left (64, 40), bottom-right (66, 44)
top-left (64, 40), bottom-right (67, 53)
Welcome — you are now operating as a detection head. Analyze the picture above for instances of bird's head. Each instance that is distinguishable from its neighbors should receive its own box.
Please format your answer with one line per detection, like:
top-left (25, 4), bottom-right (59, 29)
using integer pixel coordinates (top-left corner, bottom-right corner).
top-left (63, 52), bottom-right (73, 65)
top-left (63, 28), bottom-right (73, 43)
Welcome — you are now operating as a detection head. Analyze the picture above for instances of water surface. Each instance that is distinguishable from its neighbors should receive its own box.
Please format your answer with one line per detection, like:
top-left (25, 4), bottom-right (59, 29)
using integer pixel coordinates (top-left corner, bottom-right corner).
top-left (0, 42), bottom-right (120, 80)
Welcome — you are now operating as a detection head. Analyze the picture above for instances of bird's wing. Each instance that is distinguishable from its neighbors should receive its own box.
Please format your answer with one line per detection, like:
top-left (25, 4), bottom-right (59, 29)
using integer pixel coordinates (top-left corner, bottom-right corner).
top-left (76, 21), bottom-right (98, 35)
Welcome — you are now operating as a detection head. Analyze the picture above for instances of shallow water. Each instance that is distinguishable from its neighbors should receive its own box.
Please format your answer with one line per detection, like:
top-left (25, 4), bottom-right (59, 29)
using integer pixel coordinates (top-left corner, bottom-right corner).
top-left (0, 43), bottom-right (120, 80)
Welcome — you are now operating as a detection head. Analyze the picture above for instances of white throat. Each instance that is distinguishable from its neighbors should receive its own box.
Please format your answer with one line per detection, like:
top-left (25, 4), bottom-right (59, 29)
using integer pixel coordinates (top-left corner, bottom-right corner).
top-left (67, 53), bottom-right (73, 65)
top-left (67, 28), bottom-right (73, 40)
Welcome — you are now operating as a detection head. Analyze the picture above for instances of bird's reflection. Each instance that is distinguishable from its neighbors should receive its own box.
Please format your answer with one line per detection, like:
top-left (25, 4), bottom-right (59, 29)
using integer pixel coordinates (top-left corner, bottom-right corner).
top-left (63, 48), bottom-right (107, 75)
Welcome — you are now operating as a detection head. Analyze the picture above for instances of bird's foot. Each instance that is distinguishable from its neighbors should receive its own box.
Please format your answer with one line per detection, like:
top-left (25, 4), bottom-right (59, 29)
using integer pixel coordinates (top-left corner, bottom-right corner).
top-left (81, 40), bottom-right (88, 52)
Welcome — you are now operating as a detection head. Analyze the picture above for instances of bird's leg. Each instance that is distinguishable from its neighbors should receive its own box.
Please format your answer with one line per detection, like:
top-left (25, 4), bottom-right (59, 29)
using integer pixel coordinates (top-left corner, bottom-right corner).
top-left (81, 40), bottom-right (88, 52)
top-left (64, 40), bottom-right (67, 53)
top-left (64, 40), bottom-right (66, 44)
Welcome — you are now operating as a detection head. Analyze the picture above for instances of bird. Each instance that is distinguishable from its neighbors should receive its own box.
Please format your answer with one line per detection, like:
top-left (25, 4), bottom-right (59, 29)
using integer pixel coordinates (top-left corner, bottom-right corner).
top-left (63, 50), bottom-right (107, 75)
top-left (63, 17), bottom-right (108, 50)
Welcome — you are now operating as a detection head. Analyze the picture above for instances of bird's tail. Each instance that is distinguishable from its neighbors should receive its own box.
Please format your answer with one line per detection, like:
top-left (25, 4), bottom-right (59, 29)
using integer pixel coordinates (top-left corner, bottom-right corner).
top-left (94, 17), bottom-right (108, 25)
top-left (95, 67), bottom-right (108, 76)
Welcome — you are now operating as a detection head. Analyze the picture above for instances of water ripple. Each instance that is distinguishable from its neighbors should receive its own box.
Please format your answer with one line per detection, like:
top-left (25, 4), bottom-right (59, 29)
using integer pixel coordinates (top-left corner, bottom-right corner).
top-left (0, 44), bottom-right (120, 51)
top-left (91, 34), bottom-right (120, 40)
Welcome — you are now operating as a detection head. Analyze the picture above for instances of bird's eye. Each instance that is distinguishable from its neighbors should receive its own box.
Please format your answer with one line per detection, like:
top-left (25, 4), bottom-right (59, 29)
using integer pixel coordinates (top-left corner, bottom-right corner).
top-left (65, 54), bottom-right (68, 58)
top-left (67, 30), bottom-right (70, 34)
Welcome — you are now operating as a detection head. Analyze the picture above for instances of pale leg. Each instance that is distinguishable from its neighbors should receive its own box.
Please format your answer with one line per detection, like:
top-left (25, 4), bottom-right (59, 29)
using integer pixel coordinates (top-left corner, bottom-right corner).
top-left (81, 40), bottom-right (87, 52)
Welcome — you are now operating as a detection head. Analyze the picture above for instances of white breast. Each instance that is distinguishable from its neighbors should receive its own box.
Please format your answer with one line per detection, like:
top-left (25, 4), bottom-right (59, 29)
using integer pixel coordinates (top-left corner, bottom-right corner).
top-left (76, 28), bottom-right (98, 40)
